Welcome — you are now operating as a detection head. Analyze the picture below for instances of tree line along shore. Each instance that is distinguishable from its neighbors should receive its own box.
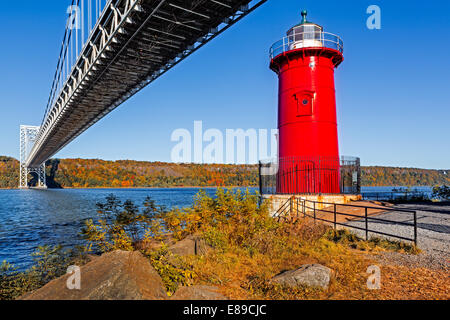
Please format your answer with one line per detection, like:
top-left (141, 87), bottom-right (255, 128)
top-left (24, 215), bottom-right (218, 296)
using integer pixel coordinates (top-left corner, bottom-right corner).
top-left (0, 156), bottom-right (448, 189)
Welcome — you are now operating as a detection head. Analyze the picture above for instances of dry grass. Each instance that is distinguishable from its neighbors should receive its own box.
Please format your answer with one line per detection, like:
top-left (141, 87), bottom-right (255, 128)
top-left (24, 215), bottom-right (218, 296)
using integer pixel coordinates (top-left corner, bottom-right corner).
top-left (368, 265), bottom-right (450, 300)
top-left (187, 221), bottom-right (366, 299)
top-left (185, 219), bottom-right (449, 300)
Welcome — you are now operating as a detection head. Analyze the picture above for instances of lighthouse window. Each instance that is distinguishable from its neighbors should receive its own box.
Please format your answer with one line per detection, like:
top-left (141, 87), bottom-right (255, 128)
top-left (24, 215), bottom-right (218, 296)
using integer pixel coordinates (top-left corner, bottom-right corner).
top-left (302, 99), bottom-right (309, 105)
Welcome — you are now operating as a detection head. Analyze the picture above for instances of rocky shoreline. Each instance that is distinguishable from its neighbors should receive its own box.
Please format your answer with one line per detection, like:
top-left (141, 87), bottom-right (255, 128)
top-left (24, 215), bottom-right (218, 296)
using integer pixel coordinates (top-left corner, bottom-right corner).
top-left (21, 249), bottom-right (334, 300)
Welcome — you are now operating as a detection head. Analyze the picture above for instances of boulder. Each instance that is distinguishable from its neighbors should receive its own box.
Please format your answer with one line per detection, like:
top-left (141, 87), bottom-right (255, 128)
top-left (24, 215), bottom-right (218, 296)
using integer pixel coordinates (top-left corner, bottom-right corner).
top-left (271, 264), bottom-right (332, 289)
top-left (168, 235), bottom-right (212, 256)
top-left (20, 250), bottom-right (167, 300)
top-left (170, 285), bottom-right (228, 300)
top-left (134, 234), bottom-right (175, 252)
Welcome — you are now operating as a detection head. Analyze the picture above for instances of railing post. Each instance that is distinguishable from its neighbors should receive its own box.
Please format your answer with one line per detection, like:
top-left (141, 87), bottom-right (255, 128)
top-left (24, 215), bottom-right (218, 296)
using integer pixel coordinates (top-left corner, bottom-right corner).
top-left (290, 197), bottom-right (293, 218)
top-left (365, 207), bottom-right (368, 240)
top-left (413, 211), bottom-right (417, 245)
top-left (303, 200), bottom-right (306, 217)
top-left (313, 201), bottom-right (316, 222)
top-left (333, 204), bottom-right (337, 230)
top-left (258, 161), bottom-right (263, 196)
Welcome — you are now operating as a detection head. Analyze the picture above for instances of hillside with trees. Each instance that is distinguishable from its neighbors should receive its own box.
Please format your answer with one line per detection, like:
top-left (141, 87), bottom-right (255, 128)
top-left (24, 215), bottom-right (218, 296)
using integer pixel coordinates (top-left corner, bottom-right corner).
top-left (0, 156), bottom-right (448, 189)
top-left (361, 166), bottom-right (449, 187)
top-left (0, 156), bottom-right (19, 189)
top-left (46, 158), bottom-right (258, 188)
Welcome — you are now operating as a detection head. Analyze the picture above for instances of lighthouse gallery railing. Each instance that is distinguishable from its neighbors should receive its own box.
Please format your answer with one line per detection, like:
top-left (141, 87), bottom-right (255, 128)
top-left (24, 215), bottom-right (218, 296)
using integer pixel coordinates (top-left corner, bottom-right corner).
top-left (270, 31), bottom-right (344, 60)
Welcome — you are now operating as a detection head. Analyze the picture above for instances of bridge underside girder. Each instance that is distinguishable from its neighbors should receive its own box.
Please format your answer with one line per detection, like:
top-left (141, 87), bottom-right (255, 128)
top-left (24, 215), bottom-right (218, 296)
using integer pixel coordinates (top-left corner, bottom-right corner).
top-left (26, 0), bottom-right (266, 167)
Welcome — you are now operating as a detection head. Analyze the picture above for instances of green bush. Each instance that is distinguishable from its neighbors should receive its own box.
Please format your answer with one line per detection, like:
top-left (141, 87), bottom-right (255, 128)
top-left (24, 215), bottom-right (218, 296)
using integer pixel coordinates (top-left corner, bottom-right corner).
top-left (432, 185), bottom-right (450, 201)
top-left (323, 229), bottom-right (419, 254)
top-left (143, 245), bottom-right (195, 296)
top-left (0, 245), bottom-right (88, 300)
top-left (202, 227), bottom-right (228, 252)
top-left (80, 194), bottom-right (165, 253)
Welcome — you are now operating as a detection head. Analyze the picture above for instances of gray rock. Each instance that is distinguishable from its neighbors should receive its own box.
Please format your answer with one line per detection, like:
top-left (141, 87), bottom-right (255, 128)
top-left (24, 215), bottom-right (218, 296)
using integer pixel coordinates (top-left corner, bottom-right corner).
top-left (168, 234), bottom-right (212, 256)
top-left (134, 235), bottom-right (175, 252)
top-left (170, 285), bottom-right (228, 300)
top-left (20, 250), bottom-right (167, 300)
top-left (271, 264), bottom-right (332, 289)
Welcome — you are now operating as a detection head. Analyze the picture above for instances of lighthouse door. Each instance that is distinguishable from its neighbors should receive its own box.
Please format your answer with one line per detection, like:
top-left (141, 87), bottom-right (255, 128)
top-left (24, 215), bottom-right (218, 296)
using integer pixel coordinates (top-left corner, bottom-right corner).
top-left (293, 90), bottom-right (314, 117)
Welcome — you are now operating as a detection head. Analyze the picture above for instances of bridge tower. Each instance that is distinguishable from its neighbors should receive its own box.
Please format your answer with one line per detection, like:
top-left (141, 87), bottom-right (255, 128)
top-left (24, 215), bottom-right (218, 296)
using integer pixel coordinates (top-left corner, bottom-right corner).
top-left (19, 126), bottom-right (46, 189)
top-left (269, 11), bottom-right (344, 194)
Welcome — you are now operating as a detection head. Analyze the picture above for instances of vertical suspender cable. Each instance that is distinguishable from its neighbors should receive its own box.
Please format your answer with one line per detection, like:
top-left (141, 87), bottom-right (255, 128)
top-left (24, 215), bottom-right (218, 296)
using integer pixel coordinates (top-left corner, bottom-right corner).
top-left (65, 40), bottom-right (68, 84)
top-left (91, 0), bottom-right (93, 34)
top-left (88, 0), bottom-right (92, 35)
top-left (76, 6), bottom-right (78, 64)
top-left (81, 0), bottom-right (84, 45)
top-left (70, 26), bottom-right (73, 73)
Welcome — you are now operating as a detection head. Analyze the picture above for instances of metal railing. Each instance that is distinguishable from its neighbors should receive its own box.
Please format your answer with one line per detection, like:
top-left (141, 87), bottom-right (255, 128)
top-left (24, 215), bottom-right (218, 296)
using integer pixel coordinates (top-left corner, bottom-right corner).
top-left (259, 156), bottom-right (361, 195)
top-left (273, 198), bottom-right (292, 221)
top-left (275, 198), bottom-right (417, 245)
top-left (270, 31), bottom-right (344, 60)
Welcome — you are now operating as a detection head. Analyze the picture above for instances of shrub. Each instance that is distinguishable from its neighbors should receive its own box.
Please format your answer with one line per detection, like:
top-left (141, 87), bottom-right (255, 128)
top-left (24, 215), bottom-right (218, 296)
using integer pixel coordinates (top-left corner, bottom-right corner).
top-left (80, 194), bottom-right (165, 253)
top-left (432, 185), bottom-right (450, 201)
top-left (323, 229), bottom-right (419, 254)
top-left (143, 245), bottom-right (195, 296)
top-left (202, 227), bottom-right (228, 252)
top-left (0, 261), bottom-right (39, 300)
top-left (0, 245), bottom-right (88, 300)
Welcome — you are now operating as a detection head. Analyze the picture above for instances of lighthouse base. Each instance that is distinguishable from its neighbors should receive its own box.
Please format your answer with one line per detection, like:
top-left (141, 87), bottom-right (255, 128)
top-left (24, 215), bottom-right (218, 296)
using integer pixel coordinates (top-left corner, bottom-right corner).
top-left (264, 194), bottom-right (362, 218)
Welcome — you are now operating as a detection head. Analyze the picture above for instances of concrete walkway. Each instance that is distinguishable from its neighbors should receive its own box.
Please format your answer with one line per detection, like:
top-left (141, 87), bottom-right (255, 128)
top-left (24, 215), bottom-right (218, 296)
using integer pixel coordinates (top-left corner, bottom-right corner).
top-left (345, 203), bottom-right (450, 267)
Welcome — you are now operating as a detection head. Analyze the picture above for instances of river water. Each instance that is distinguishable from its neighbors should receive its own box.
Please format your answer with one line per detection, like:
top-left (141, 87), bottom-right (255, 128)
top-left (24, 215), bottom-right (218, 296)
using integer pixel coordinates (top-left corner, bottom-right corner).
top-left (0, 186), bottom-right (432, 270)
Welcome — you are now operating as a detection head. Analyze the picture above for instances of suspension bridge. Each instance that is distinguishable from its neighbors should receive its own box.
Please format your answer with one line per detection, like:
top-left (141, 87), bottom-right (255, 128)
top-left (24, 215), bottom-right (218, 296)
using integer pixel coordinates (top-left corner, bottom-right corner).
top-left (19, 0), bottom-right (266, 188)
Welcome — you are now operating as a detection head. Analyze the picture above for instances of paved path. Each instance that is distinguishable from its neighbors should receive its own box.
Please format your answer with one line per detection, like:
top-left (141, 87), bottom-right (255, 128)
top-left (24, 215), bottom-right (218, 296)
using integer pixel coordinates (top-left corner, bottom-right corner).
top-left (345, 203), bottom-right (450, 268)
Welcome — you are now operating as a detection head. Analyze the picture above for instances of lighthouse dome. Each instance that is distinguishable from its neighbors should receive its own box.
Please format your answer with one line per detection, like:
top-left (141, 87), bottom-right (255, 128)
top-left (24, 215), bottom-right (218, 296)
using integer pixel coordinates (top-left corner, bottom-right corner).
top-left (269, 10), bottom-right (343, 63)
top-left (287, 11), bottom-right (323, 50)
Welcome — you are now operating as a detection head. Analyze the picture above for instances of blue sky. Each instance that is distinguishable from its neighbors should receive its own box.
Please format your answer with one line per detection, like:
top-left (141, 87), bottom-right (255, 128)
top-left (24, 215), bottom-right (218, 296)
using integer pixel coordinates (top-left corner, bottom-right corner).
top-left (0, 0), bottom-right (449, 169)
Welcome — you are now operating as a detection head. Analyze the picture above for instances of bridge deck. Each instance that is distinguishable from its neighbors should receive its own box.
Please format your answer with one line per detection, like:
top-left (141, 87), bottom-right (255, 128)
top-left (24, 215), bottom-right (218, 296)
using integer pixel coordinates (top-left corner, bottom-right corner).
top-left (26, 0), bottom-right (265, 167)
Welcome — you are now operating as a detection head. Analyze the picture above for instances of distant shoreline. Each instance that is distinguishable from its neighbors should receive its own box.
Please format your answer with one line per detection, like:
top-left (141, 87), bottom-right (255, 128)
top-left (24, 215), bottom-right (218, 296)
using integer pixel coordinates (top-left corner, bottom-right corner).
top-left (1, 157), bottom-right (448, 190)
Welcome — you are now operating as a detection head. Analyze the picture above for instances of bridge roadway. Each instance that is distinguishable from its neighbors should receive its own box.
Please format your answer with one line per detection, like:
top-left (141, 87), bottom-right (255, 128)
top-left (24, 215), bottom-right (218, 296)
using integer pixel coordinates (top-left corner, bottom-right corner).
top-left (26, 0), bottom-right (266, 168)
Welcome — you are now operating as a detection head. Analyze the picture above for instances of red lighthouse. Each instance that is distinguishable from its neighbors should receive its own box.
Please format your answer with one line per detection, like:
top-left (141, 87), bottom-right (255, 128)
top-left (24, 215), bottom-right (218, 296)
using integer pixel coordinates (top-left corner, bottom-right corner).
top-left (270, 11), bottom-right (344, 194)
